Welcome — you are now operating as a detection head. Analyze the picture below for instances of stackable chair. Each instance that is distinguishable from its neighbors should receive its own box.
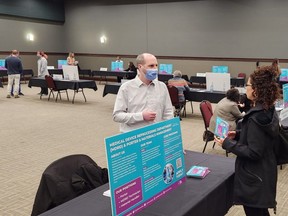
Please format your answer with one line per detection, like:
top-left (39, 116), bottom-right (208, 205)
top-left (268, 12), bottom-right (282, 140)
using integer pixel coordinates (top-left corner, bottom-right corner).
top-left (167, 85), bottom-right (186, 118)
top-left (45, 75), bottom-right (69, 102)
top-left (31, 154), bottom-right (108, 216)
top-left (200, 100), bottom-right (229, 156)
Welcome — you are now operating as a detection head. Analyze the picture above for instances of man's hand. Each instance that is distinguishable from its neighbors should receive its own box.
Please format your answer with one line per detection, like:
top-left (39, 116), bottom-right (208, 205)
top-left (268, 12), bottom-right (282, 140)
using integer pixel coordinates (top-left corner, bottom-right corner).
top-left (143, 110), bottom-right (156, 121)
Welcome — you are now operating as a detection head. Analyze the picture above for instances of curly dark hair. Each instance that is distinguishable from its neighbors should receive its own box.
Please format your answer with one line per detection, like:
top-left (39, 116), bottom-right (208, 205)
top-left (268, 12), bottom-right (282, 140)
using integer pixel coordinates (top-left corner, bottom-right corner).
top-left (250, 65), bottom-right (281, 110)
top-left (226, 88), bottom-right (240, 103)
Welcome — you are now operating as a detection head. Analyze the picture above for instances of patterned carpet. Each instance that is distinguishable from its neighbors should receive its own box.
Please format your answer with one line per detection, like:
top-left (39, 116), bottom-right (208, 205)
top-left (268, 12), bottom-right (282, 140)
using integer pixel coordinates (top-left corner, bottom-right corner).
top-left (0, 83), bottom-right (287, 216)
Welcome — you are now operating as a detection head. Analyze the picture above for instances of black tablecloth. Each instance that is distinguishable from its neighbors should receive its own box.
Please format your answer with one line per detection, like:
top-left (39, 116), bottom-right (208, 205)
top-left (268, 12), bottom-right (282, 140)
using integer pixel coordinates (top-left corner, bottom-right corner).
top-left (185, 89), bottom-right (226, 103)
top-left (103, 83), bottom-right (121, 97)
top-left (28, 77), bottom-right (97, 91)
top-left (93, 70), bottom-right (137, 78)
top-left (189, 76), bottom-right (245, 87)
top-left (0, 79), bottom-right (3, 88)
top-left (40, 151), bottom-right (235, 216)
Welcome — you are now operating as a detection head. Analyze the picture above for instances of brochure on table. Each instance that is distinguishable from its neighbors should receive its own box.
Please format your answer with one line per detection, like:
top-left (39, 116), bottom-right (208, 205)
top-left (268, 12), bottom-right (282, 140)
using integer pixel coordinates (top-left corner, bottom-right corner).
top-left (105, 118), bottom-right (186, 216)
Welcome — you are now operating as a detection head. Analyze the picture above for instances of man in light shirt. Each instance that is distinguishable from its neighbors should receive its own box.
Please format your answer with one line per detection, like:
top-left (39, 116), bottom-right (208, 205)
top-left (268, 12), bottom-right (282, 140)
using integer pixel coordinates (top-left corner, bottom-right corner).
top-left (113, 53), bottom-right (173, 133)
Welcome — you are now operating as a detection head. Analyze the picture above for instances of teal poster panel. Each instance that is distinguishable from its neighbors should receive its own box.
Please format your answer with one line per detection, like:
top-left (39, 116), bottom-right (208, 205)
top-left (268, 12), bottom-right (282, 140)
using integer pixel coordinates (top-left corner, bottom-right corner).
top-left (105, 118), bottom-right (186, 216)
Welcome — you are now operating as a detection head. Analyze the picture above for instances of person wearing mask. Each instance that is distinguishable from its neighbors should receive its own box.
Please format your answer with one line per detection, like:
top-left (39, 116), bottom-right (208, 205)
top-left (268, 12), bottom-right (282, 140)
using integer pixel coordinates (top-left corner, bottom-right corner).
top-left (210, 88), bottom-right (245, 132)
top-left (168, 70), bottom-right (190, 118)
top-left (5, 50), bottom-right (23, 98)
top-left (113, 53), bottom-right (173, 133)
top-left (37, 51), bottom-right (49, 95)
top-left (215, 66), bottom-right (280, 216)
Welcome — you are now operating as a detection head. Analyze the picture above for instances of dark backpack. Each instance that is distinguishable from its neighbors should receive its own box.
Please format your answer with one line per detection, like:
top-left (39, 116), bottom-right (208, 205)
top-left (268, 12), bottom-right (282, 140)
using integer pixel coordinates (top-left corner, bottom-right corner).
top-left (275, 125), bottom-right (288, 165)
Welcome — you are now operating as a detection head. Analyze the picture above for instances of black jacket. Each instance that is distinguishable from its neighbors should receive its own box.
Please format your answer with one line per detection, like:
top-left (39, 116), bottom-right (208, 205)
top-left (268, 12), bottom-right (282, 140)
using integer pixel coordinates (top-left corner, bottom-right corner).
top-left (31, 155), bottom-right (108, 216)
top-left (223, 104), bottom-right (279, 208)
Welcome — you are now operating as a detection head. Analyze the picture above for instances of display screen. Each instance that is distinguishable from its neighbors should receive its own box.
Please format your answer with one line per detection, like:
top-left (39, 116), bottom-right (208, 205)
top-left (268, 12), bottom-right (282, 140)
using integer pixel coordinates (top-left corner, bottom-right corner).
top-left (280, 68), bottom-right (288, 82)
top-left (159, 64), bottom-right (173, 74)
top-left (58, 60), bottom-right (67, 69)
top-left (0, 59), bottom-right (6, 70)
top-left (212, 65), bottom-right (229, 73)
top-left (111, 61), bottom-right (124, 71)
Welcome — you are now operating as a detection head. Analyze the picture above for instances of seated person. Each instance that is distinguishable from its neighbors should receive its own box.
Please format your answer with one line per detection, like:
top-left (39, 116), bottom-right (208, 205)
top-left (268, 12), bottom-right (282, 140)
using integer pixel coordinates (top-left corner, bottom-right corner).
top-left (168, 70), bottom-right (190, 117)
top-left (124, 61), bottom-right (137, 79)
top-left (238, 93), bottom-right (252, 113)
top-left (209, 88), bottom-right (245, 133)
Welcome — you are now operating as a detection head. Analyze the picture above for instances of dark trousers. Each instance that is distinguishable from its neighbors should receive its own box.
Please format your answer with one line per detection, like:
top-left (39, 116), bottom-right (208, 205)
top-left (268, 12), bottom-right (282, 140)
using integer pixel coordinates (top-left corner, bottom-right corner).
top-left (243, 206), bottom-right (270, 216)
top-left (41, 87), bottom-right (48, 95)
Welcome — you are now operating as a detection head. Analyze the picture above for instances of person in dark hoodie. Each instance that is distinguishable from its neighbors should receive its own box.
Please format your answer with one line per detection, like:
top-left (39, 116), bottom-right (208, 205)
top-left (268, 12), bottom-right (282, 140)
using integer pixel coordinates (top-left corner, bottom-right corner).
top-left (215, 65), bottom-right (280, 216)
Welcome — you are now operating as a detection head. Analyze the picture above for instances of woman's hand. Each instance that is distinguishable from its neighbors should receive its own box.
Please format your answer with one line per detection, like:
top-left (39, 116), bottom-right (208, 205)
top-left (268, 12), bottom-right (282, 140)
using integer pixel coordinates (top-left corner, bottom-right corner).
top-left (214, 136), bottom-right (225, 147)
top-left (227, 131), bottom-right (236, 139)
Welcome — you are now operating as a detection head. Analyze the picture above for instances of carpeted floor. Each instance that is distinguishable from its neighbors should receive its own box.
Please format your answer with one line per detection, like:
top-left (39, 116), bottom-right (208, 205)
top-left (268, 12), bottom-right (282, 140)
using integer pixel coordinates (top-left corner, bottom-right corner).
top-left (0, 82), bottom-right (287, 216)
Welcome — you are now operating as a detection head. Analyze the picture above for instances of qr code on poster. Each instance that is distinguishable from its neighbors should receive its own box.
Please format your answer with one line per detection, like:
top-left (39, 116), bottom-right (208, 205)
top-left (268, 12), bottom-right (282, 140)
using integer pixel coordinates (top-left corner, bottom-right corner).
top-left (176, 158), bottom-right (182, 169)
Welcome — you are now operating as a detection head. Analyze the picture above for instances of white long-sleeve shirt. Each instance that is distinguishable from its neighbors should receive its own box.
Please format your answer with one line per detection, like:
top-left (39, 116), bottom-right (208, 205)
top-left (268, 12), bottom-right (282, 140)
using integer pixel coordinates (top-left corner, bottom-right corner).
top-left (113, 76), bottom-right (174, 133)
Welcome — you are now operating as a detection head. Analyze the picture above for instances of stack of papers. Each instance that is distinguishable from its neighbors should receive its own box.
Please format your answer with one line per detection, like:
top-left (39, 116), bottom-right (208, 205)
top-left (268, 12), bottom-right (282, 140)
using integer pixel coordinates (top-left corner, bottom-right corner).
top-left (186, 166), bottom-right (210, 179)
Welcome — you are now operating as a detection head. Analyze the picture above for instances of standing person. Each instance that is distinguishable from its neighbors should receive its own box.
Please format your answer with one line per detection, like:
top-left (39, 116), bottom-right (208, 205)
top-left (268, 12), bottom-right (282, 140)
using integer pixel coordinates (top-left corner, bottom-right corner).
top-left (67, 52), bottom-right (78, 66)
top-left (116, 56), bottom-right (124, 82)
top-left (215, 66), bottom-right (280, 216)
top-left (113, 53), bottom-right (173, 133)
top-left (37, 51), bottom-right (49, 95)
top-left (5, 50), bottom-right (23, 98)
top-left (271, 58), bottom-right (281, 77)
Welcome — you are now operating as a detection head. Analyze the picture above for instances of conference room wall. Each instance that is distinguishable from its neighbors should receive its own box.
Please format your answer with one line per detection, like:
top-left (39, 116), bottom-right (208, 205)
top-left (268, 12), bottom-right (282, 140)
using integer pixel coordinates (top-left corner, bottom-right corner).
top-left (64, 0), bottom-right (288, 59)
top-left (0, 17), bottom-right (65, 53)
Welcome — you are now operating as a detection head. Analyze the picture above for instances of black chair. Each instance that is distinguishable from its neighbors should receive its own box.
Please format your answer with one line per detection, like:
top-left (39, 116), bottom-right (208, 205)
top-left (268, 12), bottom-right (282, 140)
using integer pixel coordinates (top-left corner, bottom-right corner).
top-left (167, 85), bottom-right (186, 118)
top-left (31, 154), bottom-right (109, 216)
top-left (45, 75), bottom-right (69, 102)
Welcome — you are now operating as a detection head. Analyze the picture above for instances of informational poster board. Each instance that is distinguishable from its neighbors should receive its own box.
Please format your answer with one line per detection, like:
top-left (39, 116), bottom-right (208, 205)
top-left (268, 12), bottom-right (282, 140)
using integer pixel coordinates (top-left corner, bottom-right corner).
top-left (159, 64), bottom-right (173, 74)
top-left (111, 61), bottom-right (124, 71)
top-left (105, 118), bottom-right (186, 216)
top-left (57, 60), bottom-right (67, 69)
top-left (62, 65), bottom-right (79, 80)
top-left (206, 72), bottom-right (230, 92)
top-left (283, 83), bottom-right (288, 108)
top-left (0, 59), bottom-right (5, 70)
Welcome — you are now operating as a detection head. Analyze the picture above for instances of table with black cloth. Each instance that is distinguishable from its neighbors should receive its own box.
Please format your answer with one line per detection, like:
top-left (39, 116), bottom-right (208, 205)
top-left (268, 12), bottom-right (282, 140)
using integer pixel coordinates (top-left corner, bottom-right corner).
top-left (185, 88), bottom-right (226, 103)
top-left (39, 151), bottom-right (235, 216)
top-left (189, 76), bottom-right (245, 87)
top-left (0, 79), bottom-right (3, 88)
top-left (103, 84), bottom-right (226, 104)
top-left (92, 70), bottom-right (137, 83)
top-left (28, 77), bottom-right (97, 103)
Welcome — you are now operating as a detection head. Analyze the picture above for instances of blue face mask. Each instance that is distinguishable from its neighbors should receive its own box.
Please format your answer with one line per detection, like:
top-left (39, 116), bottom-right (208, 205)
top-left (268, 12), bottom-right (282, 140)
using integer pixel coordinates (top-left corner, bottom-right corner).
top-left (145, 69), bottom-right (158, 81)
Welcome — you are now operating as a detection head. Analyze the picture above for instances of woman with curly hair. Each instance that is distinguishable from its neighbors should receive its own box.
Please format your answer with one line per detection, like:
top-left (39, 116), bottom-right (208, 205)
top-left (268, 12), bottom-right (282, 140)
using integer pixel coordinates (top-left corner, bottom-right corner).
top-left (215, 65), bottom-right (281, 216)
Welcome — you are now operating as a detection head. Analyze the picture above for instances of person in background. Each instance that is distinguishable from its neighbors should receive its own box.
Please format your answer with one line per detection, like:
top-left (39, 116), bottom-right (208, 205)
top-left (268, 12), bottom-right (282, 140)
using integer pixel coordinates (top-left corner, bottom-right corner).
top-left (168, 70), bottom-right (190, 117)
top-left (5, 50), bottom-right (23, 98)
top-left (10, 52), bottom-right (24, 96)
top-left (116, 56), bottom-right (124, 82)
top-left (67, 52), bottom-right (78, 66)
top-left (210, 88), bottom-right (244, 133)
top-left (271, 58), bottom-right (281, 77)
top-left (215, 65), bottom-right (280, 216)
top-left (37, 51), bottom-right (49, 95)
top-left (256, 61), bottom-right (260, 69)
top-left (124, 61), bottom-right (137, 79)
top-left (113, 53), bottom-right (173, 133)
